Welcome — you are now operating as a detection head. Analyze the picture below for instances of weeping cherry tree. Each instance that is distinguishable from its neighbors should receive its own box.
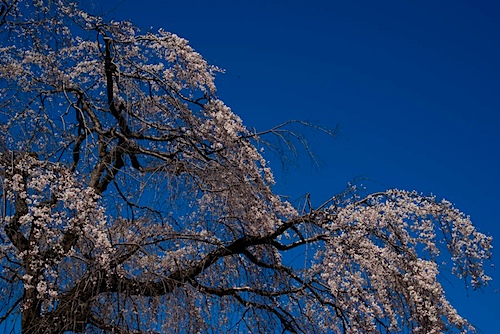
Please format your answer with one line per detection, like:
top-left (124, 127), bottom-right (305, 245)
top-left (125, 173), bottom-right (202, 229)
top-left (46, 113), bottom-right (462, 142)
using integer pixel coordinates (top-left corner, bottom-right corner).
top-left (0, 1), bottom-right (492, 333)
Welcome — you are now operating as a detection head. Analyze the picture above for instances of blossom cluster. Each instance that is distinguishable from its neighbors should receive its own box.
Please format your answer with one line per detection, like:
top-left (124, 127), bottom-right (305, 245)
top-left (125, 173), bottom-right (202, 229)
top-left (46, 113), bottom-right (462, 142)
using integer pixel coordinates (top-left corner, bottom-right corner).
top-left (1, 156), bottom-right (111, 306)
top-left (313, 190), bottom-right (492, 332)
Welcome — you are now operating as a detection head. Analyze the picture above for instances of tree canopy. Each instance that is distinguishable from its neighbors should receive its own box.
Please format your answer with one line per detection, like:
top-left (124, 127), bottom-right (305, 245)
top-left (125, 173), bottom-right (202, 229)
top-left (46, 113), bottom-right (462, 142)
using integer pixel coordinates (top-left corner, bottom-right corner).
top-left (0, 1), bottom-right (492, 333)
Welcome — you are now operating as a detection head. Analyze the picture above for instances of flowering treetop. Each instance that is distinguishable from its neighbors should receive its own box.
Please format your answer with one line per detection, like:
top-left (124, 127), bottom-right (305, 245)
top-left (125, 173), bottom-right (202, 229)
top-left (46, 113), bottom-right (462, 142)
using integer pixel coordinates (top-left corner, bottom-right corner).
top-left (0, 1), bottom-right (492, 333)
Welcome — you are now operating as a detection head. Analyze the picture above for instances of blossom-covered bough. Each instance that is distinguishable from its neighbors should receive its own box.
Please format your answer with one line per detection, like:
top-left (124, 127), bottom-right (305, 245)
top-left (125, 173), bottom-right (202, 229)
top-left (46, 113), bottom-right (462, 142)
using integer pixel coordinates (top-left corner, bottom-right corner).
top-left (0, 1), bottom-right (492, 333)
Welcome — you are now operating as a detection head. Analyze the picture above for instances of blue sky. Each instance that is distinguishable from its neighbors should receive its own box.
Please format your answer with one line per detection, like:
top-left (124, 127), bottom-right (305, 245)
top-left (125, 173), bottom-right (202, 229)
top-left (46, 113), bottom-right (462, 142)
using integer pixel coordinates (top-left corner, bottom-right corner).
top-left (104, 0), bottom-right (500, 332)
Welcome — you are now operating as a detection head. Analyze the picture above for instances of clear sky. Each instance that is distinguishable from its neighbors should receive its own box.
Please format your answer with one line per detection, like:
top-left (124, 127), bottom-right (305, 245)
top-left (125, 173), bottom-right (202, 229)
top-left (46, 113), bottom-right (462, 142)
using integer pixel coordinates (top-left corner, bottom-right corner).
top-left (104, 0), bottom-right (500, 332)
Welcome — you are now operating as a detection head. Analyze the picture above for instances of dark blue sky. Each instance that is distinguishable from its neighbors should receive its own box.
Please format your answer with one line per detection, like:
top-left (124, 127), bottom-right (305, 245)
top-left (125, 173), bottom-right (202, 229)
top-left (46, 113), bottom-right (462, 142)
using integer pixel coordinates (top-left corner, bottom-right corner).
top-left (105, 0), bottom-right (499, 332)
